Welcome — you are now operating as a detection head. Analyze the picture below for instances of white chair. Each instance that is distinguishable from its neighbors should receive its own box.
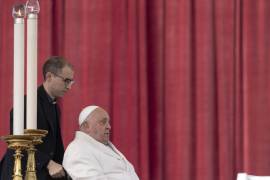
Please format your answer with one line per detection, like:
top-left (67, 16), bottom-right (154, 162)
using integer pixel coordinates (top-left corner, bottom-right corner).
top-left (237, 173), bottom-right (270, 180)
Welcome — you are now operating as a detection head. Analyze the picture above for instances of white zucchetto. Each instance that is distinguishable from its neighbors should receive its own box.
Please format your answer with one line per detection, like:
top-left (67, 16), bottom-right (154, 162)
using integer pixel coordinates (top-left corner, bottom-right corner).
top-left (79, 105), bottom-right (99, 126)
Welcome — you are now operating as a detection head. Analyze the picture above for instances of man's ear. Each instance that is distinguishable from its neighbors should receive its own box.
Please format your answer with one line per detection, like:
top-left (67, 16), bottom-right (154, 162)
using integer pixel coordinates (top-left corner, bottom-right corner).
top-left (81, 121), bottom-right (90, 130)
top-left (45, 72), bottom-right (53, 81)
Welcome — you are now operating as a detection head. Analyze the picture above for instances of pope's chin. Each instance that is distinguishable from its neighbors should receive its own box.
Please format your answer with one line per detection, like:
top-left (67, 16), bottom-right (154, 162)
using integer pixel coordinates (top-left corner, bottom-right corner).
top-left (103, 135), bottom-right (110, 143)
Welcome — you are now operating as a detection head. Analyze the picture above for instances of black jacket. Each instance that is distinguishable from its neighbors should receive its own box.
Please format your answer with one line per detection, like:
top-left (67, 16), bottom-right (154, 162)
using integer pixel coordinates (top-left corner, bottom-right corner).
top-left (0, 85), bottom-right (67, 180)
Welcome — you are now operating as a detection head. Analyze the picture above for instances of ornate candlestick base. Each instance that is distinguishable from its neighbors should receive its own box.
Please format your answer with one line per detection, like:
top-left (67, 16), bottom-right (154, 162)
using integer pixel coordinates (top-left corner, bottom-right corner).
top-left (1, 135), bottom-right (33, 180)
top-left (24, 129), bottom-right (48, 180)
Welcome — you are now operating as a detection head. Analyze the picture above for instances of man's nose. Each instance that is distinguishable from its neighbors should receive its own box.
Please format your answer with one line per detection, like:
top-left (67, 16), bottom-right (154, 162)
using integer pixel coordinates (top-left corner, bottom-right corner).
top-left (66, 83), bottom-right (73, 90)
top-left (107, 123), bottom-right (111, 129)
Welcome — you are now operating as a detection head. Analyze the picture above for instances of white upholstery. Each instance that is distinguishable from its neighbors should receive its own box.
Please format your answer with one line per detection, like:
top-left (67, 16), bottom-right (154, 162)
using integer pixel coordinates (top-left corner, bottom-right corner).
top-left (237, 173), bottom-right (270, 180)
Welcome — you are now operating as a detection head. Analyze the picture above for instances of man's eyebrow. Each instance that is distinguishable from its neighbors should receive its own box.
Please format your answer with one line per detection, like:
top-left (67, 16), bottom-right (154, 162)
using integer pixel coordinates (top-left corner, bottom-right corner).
top-left (99, 118), bottom-right (109, 123)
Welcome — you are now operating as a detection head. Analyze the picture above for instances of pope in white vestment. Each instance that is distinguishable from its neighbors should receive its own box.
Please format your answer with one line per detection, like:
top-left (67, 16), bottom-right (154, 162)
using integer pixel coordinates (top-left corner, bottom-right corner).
top-left (63, 105), bottom-right (140, 180)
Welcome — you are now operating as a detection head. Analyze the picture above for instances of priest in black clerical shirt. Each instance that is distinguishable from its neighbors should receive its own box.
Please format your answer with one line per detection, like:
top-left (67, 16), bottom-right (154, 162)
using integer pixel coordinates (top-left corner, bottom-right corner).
top-left (0, 56), bottom-right (74, 180)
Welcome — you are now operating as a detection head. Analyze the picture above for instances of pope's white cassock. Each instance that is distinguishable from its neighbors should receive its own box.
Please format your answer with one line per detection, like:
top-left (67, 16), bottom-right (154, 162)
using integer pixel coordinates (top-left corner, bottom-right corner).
top-left (63, 131), bottom-right (140, 180)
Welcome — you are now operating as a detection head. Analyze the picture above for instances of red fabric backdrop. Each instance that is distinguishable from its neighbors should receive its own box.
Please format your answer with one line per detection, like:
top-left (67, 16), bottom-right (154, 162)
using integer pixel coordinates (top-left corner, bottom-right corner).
top-left (1, 0), bottom-right (270, 180)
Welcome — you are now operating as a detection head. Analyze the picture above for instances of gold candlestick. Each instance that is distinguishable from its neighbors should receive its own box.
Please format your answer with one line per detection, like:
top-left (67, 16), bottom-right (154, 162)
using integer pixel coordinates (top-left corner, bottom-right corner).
top-left (1, 135), bottom-right (33, 180)
top-left (24, 129), bottom-right (48, 180)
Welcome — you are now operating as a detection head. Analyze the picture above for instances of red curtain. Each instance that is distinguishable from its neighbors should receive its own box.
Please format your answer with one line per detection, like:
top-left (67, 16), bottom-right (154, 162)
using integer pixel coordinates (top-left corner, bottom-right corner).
top-left (1, 0), bottom-right (270, 180)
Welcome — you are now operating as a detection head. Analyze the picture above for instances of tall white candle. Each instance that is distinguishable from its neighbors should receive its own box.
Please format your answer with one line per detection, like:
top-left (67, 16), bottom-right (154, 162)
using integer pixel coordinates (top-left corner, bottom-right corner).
top-left (12, 5), bottom-right (25, 135)
top-left (26, 0), bottom-right (40, 129)
top-left (26, 13), bottom-right (38, 129)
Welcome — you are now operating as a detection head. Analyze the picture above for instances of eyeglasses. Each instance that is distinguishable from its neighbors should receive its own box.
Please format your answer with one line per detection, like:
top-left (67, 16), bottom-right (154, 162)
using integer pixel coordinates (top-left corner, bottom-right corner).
top-left (53, 73), bottom-right (75, 86)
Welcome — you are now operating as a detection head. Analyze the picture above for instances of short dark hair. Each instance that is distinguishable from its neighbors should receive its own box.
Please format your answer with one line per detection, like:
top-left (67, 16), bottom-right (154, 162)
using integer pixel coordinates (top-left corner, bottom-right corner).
top-left (42, 56), bottom-right (73, 79)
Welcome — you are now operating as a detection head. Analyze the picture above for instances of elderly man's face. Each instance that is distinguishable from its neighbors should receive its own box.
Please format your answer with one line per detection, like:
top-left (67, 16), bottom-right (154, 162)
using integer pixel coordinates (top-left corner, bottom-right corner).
top-left (88, 108), bottom-right (111, 144)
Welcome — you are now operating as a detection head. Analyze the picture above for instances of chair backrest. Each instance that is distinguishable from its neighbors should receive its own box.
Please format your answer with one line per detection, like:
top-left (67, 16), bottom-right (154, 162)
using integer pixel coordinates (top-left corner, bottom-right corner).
top-left (237, 173), bottom-right (270, 180)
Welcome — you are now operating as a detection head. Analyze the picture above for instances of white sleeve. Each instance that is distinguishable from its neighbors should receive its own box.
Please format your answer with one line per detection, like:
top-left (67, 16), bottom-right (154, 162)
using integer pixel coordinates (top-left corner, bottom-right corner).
top-left (63, 144), bottom-right (108, 180)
